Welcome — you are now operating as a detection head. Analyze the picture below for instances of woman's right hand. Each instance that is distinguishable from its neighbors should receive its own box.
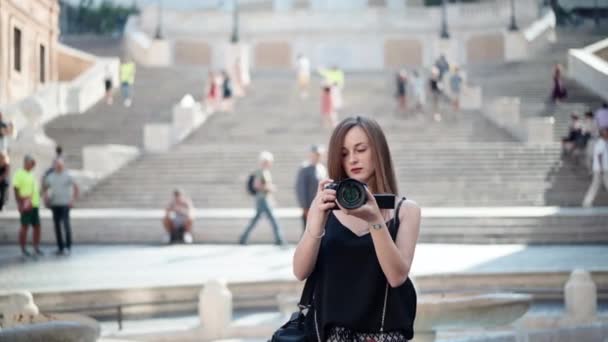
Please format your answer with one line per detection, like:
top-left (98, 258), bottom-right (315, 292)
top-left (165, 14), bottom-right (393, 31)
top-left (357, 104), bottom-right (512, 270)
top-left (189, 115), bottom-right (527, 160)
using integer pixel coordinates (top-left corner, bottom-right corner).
top-left (310, 178), bottom-right (337, 215)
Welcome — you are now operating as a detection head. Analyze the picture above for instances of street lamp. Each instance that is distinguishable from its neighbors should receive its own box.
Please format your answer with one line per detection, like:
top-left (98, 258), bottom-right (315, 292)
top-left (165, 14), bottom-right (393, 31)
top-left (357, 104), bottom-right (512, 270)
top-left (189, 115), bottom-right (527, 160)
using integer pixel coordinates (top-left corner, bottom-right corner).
top-left (154, 0), bottom-right (163, 39)
top-left (230, 0), bottom-right (240, 43)
top-left (440, 0), bottom-right (450, 39)
top-left (595, 0), bottom-right (600, 28)
top-left (508, 0), bottom-right (519, 31)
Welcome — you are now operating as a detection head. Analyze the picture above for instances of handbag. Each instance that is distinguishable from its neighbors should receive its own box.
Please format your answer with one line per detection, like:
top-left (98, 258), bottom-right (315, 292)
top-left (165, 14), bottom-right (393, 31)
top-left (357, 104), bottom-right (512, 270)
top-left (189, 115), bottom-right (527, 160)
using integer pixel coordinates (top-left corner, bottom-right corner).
top-left (270, 270), bottom-right (317, 342)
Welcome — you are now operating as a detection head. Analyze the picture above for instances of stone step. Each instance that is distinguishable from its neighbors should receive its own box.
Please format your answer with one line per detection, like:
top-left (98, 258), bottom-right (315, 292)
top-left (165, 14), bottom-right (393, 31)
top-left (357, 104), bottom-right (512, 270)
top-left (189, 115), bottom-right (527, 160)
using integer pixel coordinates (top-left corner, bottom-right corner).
top-left (1, 209), bottom-right (606, 245)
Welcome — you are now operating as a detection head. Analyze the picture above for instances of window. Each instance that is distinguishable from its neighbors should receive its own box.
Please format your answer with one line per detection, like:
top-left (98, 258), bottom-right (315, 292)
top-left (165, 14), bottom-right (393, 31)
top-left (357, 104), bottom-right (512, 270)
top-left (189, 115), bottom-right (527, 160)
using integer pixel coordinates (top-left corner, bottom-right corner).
top-left (13, 27), bottom-right (22, 72)
top-left (40, 45), bottom-right (46, 83)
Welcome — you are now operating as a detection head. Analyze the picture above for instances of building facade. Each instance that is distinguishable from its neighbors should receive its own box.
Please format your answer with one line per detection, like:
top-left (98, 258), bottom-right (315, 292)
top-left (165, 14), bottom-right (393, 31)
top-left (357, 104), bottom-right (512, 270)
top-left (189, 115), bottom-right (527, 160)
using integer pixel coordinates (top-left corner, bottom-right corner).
top-left (0, 0), bottom-right (60, 104)
top-left (131, 0), bottom-right (541, 70)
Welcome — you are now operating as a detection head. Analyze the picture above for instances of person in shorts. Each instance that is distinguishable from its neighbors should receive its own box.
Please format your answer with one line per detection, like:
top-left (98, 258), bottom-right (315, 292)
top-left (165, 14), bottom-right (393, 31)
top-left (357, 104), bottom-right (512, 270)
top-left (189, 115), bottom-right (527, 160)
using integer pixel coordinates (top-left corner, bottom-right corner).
top-left (13, 155), bottom-right (43, 257)
top-left (162, 189), bottom-right (195, 244)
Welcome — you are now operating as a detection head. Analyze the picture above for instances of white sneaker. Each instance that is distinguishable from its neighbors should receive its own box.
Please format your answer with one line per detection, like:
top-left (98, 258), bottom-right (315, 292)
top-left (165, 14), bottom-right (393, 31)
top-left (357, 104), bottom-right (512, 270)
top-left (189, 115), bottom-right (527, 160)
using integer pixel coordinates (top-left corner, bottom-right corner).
top-left (183, 232), bottom-right (194, 244)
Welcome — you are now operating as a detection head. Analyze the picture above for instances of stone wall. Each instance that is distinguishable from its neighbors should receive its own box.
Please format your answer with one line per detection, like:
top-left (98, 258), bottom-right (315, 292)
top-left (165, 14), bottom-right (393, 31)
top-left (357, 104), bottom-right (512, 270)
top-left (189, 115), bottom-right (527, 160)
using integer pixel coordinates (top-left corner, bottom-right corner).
top-left (125, 0), bottom-right (542, 70)
top-left (0, 0), bottom-right (60, 104)
top-left (569, 38), bottom-right (608, 102)
top-left (57, 44), bottom-right (95, 82)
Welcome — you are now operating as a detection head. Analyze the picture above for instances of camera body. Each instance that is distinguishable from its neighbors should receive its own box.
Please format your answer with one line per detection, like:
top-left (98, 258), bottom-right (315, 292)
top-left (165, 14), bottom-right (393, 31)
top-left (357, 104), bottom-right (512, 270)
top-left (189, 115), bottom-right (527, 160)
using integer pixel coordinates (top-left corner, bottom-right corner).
top-left (325, 178), bottom-right (395, 210)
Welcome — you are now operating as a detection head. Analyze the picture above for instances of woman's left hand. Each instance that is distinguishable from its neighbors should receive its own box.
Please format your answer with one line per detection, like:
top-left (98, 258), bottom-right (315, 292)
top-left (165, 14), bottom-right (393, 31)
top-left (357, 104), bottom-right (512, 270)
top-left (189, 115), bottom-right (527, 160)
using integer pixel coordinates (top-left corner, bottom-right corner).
top-left (336, 186), bottom-right (383, 223)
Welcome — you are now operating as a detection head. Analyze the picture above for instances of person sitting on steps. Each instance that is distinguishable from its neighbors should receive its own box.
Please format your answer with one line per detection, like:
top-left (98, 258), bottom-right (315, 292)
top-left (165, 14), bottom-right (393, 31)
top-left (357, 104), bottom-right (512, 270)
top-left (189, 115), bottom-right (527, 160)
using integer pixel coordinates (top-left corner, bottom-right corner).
top-left (162, 189), bottom-right (195, 244)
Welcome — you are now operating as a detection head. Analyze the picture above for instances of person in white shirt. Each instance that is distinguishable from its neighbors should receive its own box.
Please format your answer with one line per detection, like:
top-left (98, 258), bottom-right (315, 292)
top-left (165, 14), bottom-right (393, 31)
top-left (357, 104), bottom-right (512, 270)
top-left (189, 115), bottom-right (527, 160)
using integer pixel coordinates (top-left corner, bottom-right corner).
top-left (582, 128), bottom-right (608, 207)
top-left (296, 54), bottom-right (311, 98)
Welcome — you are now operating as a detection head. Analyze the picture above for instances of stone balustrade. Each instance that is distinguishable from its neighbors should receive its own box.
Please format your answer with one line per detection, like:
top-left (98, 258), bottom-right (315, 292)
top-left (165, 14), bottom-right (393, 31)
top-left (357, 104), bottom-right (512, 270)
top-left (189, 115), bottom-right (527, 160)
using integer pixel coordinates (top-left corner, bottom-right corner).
top-left (569, 37), bottom-right (608, 102)
top-left (0, 291), bottom-right (100, 342)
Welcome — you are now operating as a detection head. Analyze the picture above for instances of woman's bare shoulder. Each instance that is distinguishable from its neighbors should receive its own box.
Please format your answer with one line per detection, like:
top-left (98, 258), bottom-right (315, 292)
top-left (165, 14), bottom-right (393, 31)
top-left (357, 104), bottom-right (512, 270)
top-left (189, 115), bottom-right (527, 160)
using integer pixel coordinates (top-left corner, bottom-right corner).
top-left (398, 197), bottom-right (420, 220)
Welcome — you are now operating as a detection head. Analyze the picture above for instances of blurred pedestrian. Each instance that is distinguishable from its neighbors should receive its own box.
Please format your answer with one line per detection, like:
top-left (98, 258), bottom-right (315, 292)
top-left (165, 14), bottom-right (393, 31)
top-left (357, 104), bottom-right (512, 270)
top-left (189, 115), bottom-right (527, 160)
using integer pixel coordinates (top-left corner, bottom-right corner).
top-left (295, 145), bottom-right (327, 230)
top-left (240, 151), bottom-right (285, 245)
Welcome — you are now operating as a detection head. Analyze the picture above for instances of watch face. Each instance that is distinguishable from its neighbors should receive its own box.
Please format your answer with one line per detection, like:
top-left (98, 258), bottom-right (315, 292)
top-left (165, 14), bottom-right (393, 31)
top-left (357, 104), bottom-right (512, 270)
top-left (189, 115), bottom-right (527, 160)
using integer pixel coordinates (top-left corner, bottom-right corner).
top-left (371, 223), bottom-right (383, 230)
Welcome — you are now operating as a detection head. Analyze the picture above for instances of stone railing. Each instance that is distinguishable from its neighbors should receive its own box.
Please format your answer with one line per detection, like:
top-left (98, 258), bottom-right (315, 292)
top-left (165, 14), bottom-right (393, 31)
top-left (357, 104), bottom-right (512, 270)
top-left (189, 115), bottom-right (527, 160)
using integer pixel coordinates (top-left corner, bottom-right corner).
top-left (1, 44), bottom-right (119, 134)
top-left (568, 37), bottom-right (608, 101)
top-left (0, 46), bottom-right (123, 192)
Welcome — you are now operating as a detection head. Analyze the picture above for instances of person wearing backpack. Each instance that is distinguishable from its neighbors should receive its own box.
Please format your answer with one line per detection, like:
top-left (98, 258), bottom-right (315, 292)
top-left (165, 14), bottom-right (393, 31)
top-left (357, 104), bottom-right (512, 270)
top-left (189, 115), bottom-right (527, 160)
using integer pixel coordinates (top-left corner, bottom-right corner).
top-left (239, 151), bottom-right (286, 245)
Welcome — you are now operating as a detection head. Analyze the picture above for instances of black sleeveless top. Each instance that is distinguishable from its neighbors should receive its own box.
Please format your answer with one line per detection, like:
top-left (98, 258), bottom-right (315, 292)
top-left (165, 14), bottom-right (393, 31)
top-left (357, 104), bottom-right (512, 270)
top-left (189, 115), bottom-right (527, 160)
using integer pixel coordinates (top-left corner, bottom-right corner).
top-left (310, 199), bottom-right (417, 341)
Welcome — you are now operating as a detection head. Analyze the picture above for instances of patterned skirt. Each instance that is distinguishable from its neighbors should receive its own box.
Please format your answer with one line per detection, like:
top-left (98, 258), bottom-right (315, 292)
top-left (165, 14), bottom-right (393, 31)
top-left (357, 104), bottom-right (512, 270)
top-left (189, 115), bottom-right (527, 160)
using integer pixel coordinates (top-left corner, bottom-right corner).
top-left (326, 326), bottom-right (409, 342)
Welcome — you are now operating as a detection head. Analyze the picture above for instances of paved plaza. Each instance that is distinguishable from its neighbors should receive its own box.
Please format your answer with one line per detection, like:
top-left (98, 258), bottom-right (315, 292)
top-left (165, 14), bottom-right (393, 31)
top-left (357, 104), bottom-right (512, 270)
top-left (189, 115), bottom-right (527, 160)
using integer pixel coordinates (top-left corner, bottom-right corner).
top-left (2, 243), bottom-right (608, 293)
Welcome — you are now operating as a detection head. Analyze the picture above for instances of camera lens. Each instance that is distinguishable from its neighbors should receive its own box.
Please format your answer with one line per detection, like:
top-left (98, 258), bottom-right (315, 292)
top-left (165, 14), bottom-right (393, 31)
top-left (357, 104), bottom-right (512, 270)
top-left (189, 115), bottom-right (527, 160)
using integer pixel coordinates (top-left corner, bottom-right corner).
top-left (337, 179), bottom-right (367, 209)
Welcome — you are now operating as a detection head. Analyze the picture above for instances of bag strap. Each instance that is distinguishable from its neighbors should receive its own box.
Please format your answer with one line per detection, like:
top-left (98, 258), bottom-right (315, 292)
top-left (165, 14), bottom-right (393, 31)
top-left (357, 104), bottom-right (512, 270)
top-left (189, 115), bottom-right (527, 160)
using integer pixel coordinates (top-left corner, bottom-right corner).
top-left (380, 196), bottom-right (407, 333)
top-left (298, 269), bottom-right (317, 309)
top-left (394, 196), bottom-right (407, 230)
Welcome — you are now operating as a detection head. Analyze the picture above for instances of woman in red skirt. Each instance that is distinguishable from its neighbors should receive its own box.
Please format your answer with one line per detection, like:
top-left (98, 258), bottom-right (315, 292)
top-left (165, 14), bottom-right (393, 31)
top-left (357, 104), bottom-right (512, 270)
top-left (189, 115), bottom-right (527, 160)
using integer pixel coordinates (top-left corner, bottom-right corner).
top-left (205, 71), bottom-right (219, 113)
top-left (321, 84), bottom-right (337, 128)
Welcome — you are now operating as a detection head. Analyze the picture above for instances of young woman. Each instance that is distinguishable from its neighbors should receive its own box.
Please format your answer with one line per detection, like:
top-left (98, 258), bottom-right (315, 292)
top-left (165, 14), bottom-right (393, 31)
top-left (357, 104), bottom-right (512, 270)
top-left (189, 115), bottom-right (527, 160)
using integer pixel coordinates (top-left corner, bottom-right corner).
top-left (551, 64), bottom-right (567, 104)
top-left (321, 84), bottom-right (336, 128)
top-left (293, 116), bottom-right (421, 341)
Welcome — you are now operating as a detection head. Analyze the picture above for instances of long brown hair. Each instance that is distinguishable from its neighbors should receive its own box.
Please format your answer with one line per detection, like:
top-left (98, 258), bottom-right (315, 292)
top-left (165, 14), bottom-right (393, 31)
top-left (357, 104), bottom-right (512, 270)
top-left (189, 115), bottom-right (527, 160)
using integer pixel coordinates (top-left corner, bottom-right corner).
top-left (327, 116), bottom-right (398, 195)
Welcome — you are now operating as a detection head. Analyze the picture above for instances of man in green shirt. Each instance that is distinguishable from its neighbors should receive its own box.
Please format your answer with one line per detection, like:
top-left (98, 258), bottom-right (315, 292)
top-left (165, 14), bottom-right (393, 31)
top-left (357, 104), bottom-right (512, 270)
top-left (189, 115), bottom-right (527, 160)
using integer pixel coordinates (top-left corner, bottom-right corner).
top-left (120, 60), bottom-right (136, 107)
top-left (12, 155), bottom-right (42, 257)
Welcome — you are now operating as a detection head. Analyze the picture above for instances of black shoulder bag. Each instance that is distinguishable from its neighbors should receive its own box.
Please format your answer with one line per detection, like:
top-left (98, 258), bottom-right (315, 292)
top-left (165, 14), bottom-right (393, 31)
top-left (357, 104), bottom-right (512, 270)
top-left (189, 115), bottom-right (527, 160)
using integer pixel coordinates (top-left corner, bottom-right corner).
top-left (270, 270), bottom-right (317, 342)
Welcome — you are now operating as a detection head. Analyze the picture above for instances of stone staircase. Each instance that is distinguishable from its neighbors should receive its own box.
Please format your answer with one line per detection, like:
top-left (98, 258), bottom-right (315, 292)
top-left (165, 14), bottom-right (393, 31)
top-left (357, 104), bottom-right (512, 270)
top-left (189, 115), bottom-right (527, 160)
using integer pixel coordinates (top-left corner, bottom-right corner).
top-left (75, 68), bottom-right (608, 209)
top-left (44, 65), bottom-right (207, 170)
top-left (469, 27), bottom-right (608, 139)
top-left (26, 30), bottom-right (608, 245)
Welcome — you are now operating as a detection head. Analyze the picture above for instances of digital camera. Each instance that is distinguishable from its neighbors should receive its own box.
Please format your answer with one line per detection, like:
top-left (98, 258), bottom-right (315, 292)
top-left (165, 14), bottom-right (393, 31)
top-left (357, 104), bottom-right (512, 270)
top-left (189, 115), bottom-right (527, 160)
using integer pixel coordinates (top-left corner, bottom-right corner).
top-left (325, 178), bottom-right (396, 210)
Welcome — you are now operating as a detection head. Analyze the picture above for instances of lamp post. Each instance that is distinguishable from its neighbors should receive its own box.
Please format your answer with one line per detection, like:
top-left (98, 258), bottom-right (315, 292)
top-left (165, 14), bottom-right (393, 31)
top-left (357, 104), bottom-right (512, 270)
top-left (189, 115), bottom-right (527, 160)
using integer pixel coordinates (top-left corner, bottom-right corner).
top-left (230, 0), bottom-right (240, 43)
top-left (154, 0), bottom-right (163, 39)
top-left (595, 0), bottom-right (600, 28)
top-left (440, 0), bottom-right (450, 39)
top-left (508, 0), bottom-right (519, 31)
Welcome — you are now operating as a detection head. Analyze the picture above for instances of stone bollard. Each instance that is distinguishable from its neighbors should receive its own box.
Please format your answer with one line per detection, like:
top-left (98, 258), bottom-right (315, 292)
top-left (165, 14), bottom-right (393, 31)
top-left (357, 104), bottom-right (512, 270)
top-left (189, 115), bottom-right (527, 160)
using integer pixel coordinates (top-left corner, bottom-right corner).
top-left (0, 291), bottom-right (39, 329)
top-left (199, 279), bottom-right (232, 340)
top-left (564, 269), bottom-right (597, 324)
top-left (172, 94), bottom-right (205, 141)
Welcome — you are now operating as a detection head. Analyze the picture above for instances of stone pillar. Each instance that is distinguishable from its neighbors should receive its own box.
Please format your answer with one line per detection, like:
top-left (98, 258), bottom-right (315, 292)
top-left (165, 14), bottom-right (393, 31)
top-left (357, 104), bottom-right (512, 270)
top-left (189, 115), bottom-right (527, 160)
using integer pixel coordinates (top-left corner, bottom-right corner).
top-left (504, 31), bottom-right (528, 61)
top-left (199, 279), bottom-right (232, 340)
top-left (564, 269), bottom-right (597, 323)
top-left (172, 94), bottom-right (205, 140)
top-left (0, 291), bottom-right (39, 329)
